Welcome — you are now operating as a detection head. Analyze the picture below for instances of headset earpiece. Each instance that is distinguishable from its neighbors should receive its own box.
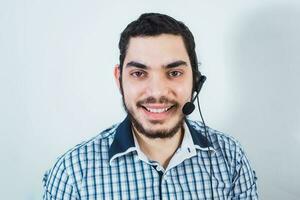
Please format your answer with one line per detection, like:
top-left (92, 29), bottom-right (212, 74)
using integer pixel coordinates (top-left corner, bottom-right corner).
top-left (194, 71), bottom-right (206, 94)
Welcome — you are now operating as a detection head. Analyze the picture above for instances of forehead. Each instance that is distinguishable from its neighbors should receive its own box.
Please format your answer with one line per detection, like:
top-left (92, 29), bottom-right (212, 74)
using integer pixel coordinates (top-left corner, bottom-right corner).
top-left (124, 34), bottom-right (190, 67)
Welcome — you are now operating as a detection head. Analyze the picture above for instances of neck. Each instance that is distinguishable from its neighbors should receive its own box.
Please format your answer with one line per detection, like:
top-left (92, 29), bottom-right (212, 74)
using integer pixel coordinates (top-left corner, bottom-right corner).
top-left (133, 125), bottom-right (184, 169)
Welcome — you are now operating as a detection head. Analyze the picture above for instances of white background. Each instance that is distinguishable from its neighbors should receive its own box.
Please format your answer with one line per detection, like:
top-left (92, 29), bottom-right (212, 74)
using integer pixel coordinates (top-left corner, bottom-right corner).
top-left (1, 0), bottom-right (299, 199)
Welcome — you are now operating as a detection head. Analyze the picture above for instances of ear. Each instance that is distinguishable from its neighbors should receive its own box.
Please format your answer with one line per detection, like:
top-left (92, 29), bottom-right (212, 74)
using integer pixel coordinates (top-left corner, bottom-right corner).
top-left (113, 64), bottom-right (122, 93)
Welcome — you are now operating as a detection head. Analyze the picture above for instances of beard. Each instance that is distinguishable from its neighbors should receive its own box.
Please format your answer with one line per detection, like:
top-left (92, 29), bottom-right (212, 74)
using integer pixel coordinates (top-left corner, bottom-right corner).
top-left (121, 94), bottom-right (185, 139)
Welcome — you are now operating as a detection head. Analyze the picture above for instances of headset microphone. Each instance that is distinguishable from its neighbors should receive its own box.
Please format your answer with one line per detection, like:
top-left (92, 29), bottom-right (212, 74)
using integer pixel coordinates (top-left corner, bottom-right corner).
top-left (182, 75), bottom-right (206, 115)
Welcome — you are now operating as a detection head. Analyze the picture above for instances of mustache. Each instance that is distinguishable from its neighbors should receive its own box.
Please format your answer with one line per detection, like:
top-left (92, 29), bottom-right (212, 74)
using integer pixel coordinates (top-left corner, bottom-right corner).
top-left (136, 96), bottom-right (179, 107)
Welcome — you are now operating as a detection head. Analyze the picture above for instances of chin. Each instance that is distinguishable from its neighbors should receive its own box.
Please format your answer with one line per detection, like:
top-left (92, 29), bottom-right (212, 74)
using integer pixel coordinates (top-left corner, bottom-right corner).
top-left (131, 114), bottom-right (184, 139)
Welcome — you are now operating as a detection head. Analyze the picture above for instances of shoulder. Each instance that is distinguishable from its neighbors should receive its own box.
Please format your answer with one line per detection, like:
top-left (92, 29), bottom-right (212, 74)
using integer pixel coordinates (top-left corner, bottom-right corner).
top-left (187, 120), bottom-right (258, 198)
top-left (187, 120), bottom-right (258, 186)
top-left (57, 123), bottom-right (118, 166)
top-left (43, 123), bottom-right (119, 191)
top-left (187, 119), bottom-right (247, 160)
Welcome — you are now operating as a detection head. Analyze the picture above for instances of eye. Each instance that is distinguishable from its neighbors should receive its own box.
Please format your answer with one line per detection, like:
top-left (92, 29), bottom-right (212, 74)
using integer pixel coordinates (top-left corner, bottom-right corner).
top-left (131, 71), bottom-right (146, 78)
top-left (168, 70), bottom-right (183, 77)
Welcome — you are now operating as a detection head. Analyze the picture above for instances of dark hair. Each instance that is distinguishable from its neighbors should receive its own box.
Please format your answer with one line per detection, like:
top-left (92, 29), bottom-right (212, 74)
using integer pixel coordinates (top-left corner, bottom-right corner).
top-left (118, 13), bottom-right (200, 90)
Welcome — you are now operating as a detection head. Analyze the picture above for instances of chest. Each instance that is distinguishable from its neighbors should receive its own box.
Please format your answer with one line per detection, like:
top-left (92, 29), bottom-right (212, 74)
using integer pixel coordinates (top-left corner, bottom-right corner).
top-left (77, 154), bottom-right (232, 200)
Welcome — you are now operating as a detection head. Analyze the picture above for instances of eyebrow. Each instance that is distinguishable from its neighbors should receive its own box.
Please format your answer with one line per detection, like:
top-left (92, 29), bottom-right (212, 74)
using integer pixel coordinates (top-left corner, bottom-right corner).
top-left (126, 61), bottom-right (147, 69)
top-left (164, 60), bottom-right (187, 69)
top-left (125, 60), bottom-right (188, 69)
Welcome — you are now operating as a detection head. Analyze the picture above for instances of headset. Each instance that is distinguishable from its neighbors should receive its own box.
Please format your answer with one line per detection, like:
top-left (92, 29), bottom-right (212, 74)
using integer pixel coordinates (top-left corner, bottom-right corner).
top-left (182, 71), bottom-right (214, 199)
top-left (182, 71), bottom-right (206, 115)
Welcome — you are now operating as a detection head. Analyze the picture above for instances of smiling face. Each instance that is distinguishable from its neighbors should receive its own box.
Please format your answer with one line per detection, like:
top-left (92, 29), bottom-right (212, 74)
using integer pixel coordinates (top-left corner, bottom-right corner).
top-left (114, 34), bottom-right (194, 138)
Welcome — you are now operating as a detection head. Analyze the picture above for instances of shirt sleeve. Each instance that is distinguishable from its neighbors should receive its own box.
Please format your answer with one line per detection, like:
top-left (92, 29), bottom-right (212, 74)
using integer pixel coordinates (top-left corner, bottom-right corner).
top-left (43, 158), bottom-right (79, 200)
top-left (230, 148), bottom-right (259, 200)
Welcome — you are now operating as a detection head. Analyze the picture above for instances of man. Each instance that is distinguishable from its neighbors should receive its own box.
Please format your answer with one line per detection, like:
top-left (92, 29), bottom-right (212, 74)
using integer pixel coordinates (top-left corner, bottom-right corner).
top-left (43, 13), bottom-right (258, 199)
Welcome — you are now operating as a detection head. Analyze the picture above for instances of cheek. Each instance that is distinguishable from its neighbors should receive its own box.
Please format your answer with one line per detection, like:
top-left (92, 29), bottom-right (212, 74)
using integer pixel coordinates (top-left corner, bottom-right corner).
top-left (122, 82), bottom-right (145, 102)
top-left (177, 88), bottom-right (192, 103)
top-left (174, 80), bottom-right (193, 100)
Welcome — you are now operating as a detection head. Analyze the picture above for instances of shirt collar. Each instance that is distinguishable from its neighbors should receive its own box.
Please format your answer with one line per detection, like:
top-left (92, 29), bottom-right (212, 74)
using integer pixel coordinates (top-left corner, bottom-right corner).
top-left (108, 115), bottom-right (213, 164)
top-left (108, 116), bottom-right (135, 164)
top-left (184, 118), bottom-right (213, 149)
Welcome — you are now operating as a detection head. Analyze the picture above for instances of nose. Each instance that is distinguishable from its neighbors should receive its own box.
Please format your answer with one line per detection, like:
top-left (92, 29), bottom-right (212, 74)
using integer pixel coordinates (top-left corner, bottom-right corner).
top-left (146, 74), bottom-right (170, 99)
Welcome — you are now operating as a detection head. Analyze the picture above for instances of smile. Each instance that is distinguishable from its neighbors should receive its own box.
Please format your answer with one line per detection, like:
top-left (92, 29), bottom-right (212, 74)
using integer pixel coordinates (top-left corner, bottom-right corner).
top-left (143, 106), bottom-right (173, 113)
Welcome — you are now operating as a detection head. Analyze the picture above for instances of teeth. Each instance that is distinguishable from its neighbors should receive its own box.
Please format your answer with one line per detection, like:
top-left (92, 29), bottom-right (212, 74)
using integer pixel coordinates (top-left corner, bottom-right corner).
top-left (145, 107), bottom-right (170, 113)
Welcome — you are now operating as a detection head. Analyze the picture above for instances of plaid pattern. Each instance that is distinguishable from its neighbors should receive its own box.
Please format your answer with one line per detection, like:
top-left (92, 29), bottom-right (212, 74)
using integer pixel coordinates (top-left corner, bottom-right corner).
top-left (43, 116), bottom-right (258, 200)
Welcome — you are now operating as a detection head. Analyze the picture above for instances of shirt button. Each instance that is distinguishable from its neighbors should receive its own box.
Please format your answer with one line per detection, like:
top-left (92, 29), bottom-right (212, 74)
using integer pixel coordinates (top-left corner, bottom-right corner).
top-left (163, 175), bottom-right (168, 181)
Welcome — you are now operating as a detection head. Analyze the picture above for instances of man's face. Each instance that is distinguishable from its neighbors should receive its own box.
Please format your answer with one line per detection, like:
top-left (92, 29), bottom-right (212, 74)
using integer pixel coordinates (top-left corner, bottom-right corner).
top-left (114, 34), bottom-right (193, 138)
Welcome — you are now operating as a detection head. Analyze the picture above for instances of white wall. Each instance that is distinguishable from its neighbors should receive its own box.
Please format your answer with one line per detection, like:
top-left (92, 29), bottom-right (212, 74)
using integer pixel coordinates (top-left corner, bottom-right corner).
top-left (1, 0), bottom-right (299, 199)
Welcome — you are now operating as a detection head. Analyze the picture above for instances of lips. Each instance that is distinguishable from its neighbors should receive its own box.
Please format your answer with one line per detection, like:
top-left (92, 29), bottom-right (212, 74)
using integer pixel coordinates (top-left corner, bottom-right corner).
top-left (138, 104), bottom-right (177, 121)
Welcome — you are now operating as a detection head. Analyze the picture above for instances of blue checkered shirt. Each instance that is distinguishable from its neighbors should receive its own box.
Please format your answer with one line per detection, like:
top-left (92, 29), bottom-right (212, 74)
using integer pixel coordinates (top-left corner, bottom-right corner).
top-left (43, 116), bottom-right (258, 199)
